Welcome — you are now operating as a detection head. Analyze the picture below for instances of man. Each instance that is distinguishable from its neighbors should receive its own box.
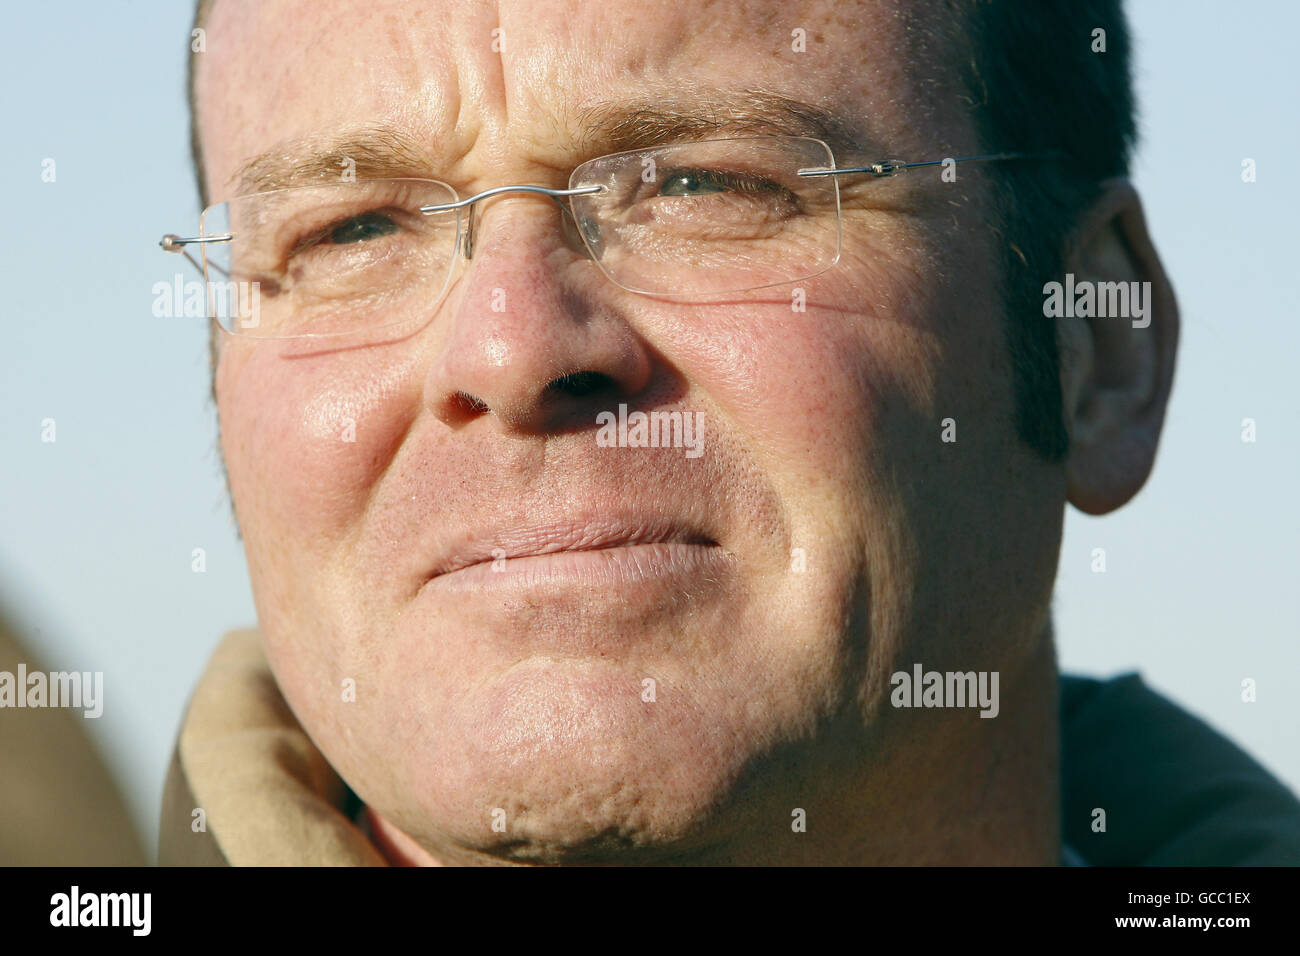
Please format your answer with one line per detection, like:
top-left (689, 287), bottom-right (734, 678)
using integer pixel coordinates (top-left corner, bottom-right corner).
top-left (159, 0), bottom-right (1300, 865)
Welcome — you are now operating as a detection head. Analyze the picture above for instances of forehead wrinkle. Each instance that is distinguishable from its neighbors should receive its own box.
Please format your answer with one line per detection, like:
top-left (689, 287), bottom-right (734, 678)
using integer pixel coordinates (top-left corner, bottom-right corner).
top-left (203, 1), bottom-right (954, 204)
top-left (199, 3), bottom-right (471, 202)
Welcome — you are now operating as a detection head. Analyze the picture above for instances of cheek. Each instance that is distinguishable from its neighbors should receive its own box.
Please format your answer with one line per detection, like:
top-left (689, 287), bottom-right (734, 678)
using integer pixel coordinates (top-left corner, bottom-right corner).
top-left (218, 343), bottom-right (423, 553)
top-left (656, 248), bottom-right (952, 497)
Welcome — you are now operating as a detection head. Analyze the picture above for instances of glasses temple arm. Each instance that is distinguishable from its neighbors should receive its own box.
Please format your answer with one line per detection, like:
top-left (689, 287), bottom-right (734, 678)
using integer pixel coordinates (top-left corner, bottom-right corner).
top-left (797, 150), bottom-right (1057, 178)
top-left (160, 233), bottom-right (234, 275)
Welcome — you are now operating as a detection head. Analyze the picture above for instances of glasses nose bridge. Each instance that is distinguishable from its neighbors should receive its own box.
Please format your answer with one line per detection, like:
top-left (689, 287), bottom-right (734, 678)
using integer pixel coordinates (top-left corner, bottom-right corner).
top-left (427, 183), bottom-right (600, 261)
top-left (461, 190), bottom-right (573, 262)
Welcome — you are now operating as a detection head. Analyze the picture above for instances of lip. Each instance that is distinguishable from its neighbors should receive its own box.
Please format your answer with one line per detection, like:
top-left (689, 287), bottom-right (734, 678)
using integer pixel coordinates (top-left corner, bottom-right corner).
top-left (422, 515), bottom-right (723, 592)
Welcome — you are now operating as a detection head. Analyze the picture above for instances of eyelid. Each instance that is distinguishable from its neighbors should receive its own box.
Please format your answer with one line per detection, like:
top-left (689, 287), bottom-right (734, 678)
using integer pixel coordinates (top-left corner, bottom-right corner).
top-left (670, 169), bottom-right (776, 193)
top-left (648, 168), bottom-right (791, 200)
top-left (285, 227), bottom-right (331, 259)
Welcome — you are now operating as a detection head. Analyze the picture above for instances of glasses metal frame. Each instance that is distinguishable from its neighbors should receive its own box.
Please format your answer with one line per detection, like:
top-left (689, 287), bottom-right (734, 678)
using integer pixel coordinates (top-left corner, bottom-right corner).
top-left (158, 140), bottom-right (1040, 335)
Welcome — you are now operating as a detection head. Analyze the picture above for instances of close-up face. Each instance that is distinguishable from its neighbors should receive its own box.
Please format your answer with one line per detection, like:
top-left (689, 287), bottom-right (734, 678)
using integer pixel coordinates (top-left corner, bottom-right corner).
top-left (197, 0), bottom-right (1066, 863)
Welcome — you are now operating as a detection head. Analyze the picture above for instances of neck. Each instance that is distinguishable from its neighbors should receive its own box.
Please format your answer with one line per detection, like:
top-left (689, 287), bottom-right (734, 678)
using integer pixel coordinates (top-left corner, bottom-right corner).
top-left (772, 631), bottom-right (1062, 865)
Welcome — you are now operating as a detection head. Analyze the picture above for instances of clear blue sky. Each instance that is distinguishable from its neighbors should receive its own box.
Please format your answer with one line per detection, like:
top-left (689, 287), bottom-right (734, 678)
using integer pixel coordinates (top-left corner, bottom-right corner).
top-left (2, 1), bottom-right (1297, 859)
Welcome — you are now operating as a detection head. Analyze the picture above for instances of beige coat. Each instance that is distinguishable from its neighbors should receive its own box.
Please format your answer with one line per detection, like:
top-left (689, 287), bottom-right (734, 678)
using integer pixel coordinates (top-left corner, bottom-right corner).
top-left (158, 630), bottom-right (384, 865)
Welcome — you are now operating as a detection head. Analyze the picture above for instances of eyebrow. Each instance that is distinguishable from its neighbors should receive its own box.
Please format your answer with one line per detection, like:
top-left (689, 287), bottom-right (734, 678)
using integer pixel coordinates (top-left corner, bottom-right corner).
top-left (229, 88), bottom-right (876, 199)
top-left (232, 129), bottom-right (430, 197)
top-left (573, 89), bottom-right (875, 159)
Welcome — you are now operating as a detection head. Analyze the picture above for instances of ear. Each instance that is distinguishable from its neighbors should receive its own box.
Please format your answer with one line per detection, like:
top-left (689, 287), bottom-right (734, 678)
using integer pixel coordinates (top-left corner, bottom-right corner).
top-left (1056, 179), bottom-right (1179, 515)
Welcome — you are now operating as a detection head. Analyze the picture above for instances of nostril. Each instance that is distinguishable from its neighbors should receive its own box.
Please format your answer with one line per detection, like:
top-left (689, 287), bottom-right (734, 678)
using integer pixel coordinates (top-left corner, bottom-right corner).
top-left (452, 391), bottom-right (490, 415)
top-left (548, 370), bottom-right (613, 399)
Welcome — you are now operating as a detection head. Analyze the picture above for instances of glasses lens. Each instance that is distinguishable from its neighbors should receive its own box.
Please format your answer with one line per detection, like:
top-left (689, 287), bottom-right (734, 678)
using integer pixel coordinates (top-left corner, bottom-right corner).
top-left (569, 136), bottom-right (840, 296)
top-left (200, 178), bottom-right (460, 338)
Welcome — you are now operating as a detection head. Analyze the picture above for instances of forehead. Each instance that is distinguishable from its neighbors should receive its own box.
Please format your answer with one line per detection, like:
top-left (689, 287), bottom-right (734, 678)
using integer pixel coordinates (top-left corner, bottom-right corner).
top-left (196, 0), bottom-right (960, 200)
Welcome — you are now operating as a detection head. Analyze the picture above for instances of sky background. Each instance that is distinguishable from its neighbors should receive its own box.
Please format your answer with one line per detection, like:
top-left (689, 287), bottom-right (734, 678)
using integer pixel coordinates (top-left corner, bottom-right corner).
top-left (2, 1), bottom-right (1297, 860)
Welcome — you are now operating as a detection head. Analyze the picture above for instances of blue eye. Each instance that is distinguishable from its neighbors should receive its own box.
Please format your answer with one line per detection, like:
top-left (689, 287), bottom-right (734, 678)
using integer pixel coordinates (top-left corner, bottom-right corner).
top-left (658, 171), bottom-right (731, 197)
top-left (329, 211), bottom-right (399, 244)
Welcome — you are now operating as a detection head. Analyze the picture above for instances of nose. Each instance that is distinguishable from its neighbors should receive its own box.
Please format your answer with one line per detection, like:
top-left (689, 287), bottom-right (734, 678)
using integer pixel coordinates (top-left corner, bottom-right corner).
top-left (422, 195), bottom-right (654, 436)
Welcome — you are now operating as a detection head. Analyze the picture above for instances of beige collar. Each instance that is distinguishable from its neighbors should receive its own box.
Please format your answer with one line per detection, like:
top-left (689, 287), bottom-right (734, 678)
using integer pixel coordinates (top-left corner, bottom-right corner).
top-left (159, 629), bottom-right (385, 866)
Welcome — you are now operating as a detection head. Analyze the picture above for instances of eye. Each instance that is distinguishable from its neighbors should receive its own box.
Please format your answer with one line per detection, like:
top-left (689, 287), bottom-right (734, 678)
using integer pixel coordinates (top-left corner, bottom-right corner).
top-left (284, 208), bottom-right (404, 263)
top-left (327, 211), bottom-right (400, 244)
top-left (658, 170), bottom-right (732, 197)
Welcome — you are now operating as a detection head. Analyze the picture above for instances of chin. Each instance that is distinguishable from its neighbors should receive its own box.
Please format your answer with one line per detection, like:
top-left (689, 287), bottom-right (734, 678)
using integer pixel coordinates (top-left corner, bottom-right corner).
top-left (350, 658), bottom-right (799, 864)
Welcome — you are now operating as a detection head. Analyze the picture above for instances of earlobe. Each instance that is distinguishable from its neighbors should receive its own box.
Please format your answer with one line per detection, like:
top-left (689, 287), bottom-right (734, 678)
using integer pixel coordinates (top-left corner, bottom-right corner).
top-left (1058, 179), bottom-right (1180, 515)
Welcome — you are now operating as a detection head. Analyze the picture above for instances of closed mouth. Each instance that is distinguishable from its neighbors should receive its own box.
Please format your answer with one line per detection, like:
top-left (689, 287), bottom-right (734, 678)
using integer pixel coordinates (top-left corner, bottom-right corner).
top-left (428, 516), bottom-right (718, 581)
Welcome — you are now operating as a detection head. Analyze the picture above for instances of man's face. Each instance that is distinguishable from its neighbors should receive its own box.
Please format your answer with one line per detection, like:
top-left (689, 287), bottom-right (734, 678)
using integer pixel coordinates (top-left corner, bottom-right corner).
top-left (199, 0), bottom-right (1065, 862)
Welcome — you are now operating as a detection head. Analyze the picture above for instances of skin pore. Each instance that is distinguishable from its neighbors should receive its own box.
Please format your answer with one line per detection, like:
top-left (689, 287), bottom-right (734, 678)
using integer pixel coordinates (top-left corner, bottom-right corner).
top-left (193, 0), bottom-right (1176, 864)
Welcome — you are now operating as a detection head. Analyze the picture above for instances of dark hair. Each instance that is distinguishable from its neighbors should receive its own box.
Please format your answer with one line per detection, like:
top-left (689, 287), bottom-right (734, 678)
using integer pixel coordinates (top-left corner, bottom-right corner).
top-left (188, 0), bottom-right (1136, 462)
top-left (952, 0), bottom-right (1137, 460)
